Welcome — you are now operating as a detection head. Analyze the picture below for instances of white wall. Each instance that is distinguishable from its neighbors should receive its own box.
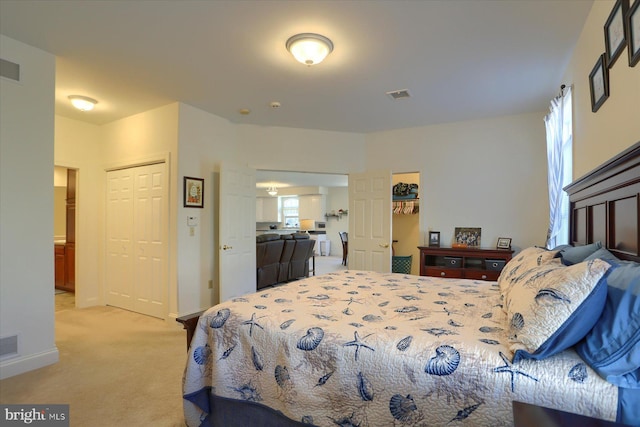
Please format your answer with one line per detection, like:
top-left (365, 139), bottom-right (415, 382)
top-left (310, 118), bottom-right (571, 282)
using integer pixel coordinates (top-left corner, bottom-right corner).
top-left (0, 36), bottom-right (58, 379)
top-left (238, 124), bottom-right (366, 174)
top-left (562, 0), bottom-right (640, 178)
top-left (100, 103), bottom-right (179, 317)
top-left (54, 116), bottom-right (103, 308)
top-left (366, 112), bottom-right (548, 251)
top-left (176, 103), bottom-right (238, 314)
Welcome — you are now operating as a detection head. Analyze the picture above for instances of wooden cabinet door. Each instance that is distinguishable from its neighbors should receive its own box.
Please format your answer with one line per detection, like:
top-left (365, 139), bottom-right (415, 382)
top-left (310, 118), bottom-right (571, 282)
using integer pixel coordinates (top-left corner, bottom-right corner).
top-left (55, 245), bottom-right (65, 289)
top-left (65, 243), bottom-right (75, 291)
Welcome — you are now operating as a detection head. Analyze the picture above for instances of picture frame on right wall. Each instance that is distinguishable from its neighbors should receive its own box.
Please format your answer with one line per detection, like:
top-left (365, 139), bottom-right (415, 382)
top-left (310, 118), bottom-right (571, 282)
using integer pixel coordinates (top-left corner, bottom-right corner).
top-left (627, 0), bottom-right (640, 66)
top-left (604, 0), bottom-right (629, 68)
top-left (589, 54), bottom-right (610, 112)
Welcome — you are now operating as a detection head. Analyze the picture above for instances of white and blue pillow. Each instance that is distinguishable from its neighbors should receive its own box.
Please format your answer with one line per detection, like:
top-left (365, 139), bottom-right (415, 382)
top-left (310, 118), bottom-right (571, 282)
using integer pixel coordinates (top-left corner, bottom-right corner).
top-left (503, 257), bottom-right (611, 362)
top-left (498, 246), bottom-right (560, 303)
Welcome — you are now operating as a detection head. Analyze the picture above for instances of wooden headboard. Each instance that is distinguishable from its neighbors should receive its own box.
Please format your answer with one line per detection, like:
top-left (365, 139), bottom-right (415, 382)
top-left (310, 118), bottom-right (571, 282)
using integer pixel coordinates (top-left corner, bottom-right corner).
top-left (564, 142), bottom-right (640, 263)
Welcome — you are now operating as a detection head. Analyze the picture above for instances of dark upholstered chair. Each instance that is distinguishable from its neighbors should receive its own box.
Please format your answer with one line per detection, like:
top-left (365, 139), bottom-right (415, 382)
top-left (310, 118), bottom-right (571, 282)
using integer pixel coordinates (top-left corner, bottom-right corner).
top-left (256, 234), bottom-right (284, 290)
top-left (277, 234), bottom-right (296, 283)
top-left (339, 232), bottom-right (348, 266)
top-left (289, 233), bottom-right (315, 280)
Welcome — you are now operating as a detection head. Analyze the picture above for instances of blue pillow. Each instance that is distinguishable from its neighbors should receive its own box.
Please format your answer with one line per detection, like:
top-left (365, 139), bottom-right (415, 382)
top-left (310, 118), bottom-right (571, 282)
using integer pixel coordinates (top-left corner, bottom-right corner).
top-left (584, 247), bottom-right (620, 263)
top-left (558, 241), bottom-right (602, 265)
top-left (575, 261), bottom-right (640, 388)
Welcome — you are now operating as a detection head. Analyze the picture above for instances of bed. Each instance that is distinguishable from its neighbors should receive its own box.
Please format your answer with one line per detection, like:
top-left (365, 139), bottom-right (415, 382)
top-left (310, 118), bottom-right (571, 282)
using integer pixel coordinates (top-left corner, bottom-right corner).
top-left (183, 142), bottom-right (640, 426)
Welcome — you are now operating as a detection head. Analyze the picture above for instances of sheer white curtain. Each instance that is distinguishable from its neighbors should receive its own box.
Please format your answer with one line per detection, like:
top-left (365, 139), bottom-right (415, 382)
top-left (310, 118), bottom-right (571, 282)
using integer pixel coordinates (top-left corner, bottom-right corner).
top-left (544, 86), bottom-right (573, 249)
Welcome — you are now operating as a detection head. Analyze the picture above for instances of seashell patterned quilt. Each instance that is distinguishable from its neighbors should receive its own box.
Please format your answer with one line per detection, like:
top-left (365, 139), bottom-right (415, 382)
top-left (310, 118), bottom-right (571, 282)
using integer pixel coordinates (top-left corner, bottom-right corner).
top-left (183, 271), bottom-right (618, 426)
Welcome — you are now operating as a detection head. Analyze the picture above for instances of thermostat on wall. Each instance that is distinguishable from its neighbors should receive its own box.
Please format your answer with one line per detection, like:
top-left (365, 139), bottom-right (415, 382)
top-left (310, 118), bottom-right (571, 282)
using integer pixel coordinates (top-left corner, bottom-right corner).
top-left (187, 216), bottom-right (198, 226)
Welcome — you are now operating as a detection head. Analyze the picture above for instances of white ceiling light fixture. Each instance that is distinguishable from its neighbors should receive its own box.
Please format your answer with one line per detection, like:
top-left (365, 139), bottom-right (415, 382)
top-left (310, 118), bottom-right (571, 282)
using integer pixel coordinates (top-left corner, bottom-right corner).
top-left (286, 33), bottom-right (333, 66)
top-left (68, 95), bottom-right (97, 111)
top-left (267, 186), bottom-right (278, 196)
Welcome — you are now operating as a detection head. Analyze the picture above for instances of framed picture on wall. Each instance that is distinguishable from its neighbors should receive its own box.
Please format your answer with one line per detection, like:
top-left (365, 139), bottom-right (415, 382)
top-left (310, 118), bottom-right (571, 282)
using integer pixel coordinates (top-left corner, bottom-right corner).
top-left (589, 54), bottom-right (610, 112)
top-left (604, 0), bottom-right (630, 68)
top-left (184, 177), bottom-right (204, 208)
top-left (627, 0), bottom-right (640, 66)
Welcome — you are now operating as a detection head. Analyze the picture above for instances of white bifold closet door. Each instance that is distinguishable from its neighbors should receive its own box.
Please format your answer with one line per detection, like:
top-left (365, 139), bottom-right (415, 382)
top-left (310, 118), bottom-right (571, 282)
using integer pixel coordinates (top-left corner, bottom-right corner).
top-left (105, 163), bottom-right (167, 318)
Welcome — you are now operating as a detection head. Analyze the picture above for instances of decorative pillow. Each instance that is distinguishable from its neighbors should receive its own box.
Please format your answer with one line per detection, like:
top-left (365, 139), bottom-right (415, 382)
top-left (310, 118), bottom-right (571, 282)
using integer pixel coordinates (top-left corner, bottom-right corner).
top-left (584, 247), bottom-right (620, 263)
top-left (505, 258), bottom-right (611, 362)
top-left (557, 241), bottom-right (602, 265)
top-left (497, 247), bottom-right (560, 302)
top-left (575, 260), bottom-right (640, 388)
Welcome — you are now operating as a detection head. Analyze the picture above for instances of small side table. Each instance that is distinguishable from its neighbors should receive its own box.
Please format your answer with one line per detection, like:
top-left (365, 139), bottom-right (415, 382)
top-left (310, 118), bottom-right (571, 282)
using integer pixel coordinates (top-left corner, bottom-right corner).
top-left (176, 310), bottom-right (205, 351)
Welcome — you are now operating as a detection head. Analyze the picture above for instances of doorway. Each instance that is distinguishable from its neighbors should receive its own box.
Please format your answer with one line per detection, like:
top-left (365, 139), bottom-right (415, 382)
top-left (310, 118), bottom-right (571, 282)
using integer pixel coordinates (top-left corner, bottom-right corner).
top-left (54, 166), bottom-right (76, 308)
top-left (392, 172), bottom-right (420, 275)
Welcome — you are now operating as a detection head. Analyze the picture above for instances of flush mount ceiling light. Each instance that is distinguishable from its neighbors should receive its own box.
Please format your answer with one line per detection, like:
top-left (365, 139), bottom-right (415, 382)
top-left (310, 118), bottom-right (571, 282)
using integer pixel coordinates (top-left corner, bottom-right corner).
top-left (286, 33), bottom-right (333, 66)
top-left (68, 95), bottom-right (97, 112)
top-left (267, 186), bottom-right (278, 196)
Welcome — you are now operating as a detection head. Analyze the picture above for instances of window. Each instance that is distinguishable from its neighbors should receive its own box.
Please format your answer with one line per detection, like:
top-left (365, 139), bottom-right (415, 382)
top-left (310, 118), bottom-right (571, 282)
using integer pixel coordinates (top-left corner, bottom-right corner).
top-left (544, 86), bottom-right (572, 248)
top-left (281, 196), bottom-right (299, 228)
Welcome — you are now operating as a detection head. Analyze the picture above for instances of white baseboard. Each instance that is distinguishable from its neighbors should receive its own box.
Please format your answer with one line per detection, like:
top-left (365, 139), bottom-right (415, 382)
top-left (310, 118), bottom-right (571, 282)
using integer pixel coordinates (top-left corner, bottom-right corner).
top-left (0, 347), bottom-right (59, 380)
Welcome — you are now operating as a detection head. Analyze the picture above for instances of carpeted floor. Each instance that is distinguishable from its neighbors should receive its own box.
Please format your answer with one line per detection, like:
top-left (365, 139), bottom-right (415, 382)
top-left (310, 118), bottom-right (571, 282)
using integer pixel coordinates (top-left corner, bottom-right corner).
top-left (0, 303), bottom-right (187, 426)
top-left (1, 259), bottom-right (345, 426)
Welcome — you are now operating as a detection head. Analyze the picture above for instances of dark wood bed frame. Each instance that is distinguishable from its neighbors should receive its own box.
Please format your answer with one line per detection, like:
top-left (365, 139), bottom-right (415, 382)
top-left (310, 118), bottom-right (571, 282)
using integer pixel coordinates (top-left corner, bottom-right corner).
top-left (564, 141), bottom-right (640, 264)
top-left (178, 142), bottom-right (640, 348)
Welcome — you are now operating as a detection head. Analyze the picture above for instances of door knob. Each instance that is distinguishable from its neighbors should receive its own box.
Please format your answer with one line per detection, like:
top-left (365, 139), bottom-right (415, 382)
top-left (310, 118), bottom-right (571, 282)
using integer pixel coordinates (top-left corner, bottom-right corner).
top-left (222, 245), bottom-right (233, 250)
top-left (379, 243), bottom-right (389, 248)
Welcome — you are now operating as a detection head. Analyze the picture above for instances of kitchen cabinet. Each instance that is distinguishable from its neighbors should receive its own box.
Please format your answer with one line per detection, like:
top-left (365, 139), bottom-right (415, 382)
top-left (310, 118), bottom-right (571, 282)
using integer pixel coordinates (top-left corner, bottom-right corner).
top-left (64, 169), bottom-right (76, 292)
top-left (256, 197), bottom-right (279, 222)
top-left (55, 244), bottom-right (65, 289)
top-left (299, 195), bottom-right (326, 221)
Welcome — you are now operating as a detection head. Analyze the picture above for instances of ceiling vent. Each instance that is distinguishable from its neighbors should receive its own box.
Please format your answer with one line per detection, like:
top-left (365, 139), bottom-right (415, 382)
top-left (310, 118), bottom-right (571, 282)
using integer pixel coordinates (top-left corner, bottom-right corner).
top-left (386, 89), bottom-right (411, 100)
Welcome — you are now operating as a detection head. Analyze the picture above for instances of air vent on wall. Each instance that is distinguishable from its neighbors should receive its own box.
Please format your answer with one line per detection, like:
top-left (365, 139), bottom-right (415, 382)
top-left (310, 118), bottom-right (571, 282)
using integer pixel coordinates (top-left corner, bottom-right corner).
top-left (0, 335), bottom-right (18, 358)
top-left (0, 58), bottom-right (20, 82)
top-left (386, 89), bottom-right (411, 100)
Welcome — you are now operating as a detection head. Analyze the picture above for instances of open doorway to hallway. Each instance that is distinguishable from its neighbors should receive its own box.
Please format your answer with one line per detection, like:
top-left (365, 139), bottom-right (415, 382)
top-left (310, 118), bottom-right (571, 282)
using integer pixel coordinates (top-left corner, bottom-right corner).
top-left (54, 166), bottom-right (76, 307)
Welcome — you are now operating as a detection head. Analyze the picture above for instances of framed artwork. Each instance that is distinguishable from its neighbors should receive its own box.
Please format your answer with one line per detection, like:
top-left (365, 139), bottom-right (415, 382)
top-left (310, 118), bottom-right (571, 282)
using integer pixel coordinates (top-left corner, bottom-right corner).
top-left (429, 231), bottom-right (441, 247)
top-left (496, 237), bottom-right (512, 250)
top-left (589, 54), bottom-right (610, 113)
top-left (184, 177), bottom-right (204, 208)
top-left (454, 227), bottom-right (481, 247)
top-left (627, 0), bottom-right (640, 66)
top-left (604, 0), bottom-right (630, 68)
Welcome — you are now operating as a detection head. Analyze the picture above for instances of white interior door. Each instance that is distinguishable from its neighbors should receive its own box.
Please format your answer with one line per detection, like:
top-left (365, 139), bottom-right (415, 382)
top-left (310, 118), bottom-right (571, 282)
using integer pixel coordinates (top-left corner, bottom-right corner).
top-left (132, 163), bottom-right (167, 318)
top-left (106, 163), bottom-right (167, 318)
top-left (348, 170), bottom-right (392, 272)
top-left (106, 168), bottom-right (134, 311)
top-left (219, 163), bottom-right (256, 302)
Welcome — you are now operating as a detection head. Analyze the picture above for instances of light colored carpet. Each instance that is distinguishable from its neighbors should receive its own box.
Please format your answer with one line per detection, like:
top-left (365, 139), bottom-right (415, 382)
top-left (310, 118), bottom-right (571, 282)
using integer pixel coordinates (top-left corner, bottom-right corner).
top-left (1, 260), bottom-right (345, 426)
top-left (0, 303), bottom-right (187, 426)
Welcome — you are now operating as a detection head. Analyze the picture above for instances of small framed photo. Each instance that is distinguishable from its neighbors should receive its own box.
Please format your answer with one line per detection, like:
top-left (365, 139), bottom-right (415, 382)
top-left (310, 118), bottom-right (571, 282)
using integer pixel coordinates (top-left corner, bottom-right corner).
top-left (497, 237), bottom-right (512, 250)
top-left (429, 231), bottom-right (441, 247)
top-left (589, 54), bottom-right (610, 112)
top-left (184, 177), bottom-right (204, 208)
top-left (604, 0), bottom-right (630, 68)
top-left (626, 0), bottom-right (640, 66)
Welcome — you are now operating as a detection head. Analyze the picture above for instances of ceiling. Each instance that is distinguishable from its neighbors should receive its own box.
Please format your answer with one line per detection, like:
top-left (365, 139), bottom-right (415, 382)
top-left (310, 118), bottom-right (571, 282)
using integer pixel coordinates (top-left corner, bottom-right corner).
top-left (1, 1), bottom-right (593, 188)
